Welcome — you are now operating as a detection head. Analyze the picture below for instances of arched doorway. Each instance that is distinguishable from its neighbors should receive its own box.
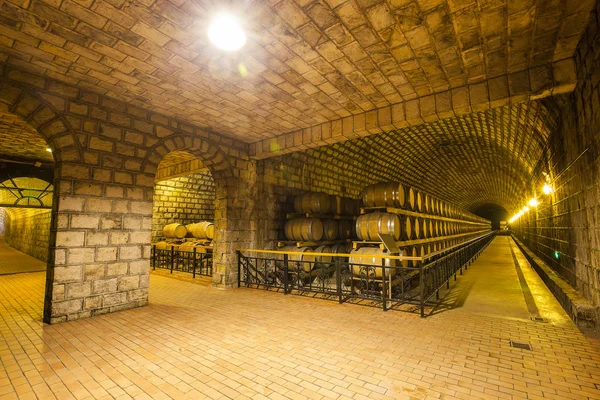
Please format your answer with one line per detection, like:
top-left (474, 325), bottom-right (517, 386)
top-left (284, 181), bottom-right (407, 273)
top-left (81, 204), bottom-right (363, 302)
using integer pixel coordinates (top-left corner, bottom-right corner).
top-left (0, 109), bottom-right (56, 319)
top-left (150, 151), bottom-right (216, 281)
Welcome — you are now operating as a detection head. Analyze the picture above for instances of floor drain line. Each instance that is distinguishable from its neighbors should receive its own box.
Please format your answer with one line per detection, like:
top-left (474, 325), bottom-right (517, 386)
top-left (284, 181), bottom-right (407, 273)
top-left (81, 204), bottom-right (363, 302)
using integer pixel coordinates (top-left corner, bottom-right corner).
top-left (509, 340), bottom-right (533, 351)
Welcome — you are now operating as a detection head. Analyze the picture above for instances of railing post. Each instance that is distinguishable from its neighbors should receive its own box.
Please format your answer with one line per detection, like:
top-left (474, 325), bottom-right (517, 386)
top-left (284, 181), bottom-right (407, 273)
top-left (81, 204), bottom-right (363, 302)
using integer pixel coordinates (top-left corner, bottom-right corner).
top-left (237, 250), bottom-right (241, 287)
top-left (419, 265), bottom-right (425, 318)
top-left (170, 245), bottom-right (175, 274)
top-left (381, 258), bottom-right (387, 312)
top-left (283, 253), bottom-right (289, 294)
top-left (192, 248), bottom-right (197, 279)
top-left (335, 257), bottom-right (343, 304)
top-left (152, 245), bottom-right (156, 271)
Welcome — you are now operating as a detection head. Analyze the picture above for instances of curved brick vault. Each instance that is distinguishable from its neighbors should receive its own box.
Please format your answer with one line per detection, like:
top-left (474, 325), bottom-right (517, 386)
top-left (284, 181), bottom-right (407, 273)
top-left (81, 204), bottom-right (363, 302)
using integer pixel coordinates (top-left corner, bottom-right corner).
top-left (0, 78), bottom-right (82, 164)
top-left (278, 99), bottom-right (560, 213)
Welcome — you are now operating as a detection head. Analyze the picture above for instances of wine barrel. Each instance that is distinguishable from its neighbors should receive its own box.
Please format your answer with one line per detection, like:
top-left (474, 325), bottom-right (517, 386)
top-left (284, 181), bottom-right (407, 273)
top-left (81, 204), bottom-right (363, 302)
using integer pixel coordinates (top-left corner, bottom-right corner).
top-left (399, 246), bottom-right (410, 268)
top-left (284, 218), bottom-right (324, 241)
top-left (154, 241), bottom-right (178, 250)
top-left (322, 219), bottom-right (338, 240)
top-left (431, 198), bottom-right (438, 215)
top-left (407, 187), bottom-right (416, 210)
top-left (424, 194), bottom-right (431, 214)
top-left (421, 218), bottom-right (429, 239)
top-left (186, 221), bottom-right (214, 240)
top-left (413, 216), bottom-right (421, 239)
top-left (360, 182), bottom-right (405, 208)
top-left (349, 247), bottom-right (396, 278)
top-left (410, 246), bottom-right (419, 267)
top-left (163, 223), bottom-right (187, 239)
top-left (356, 212), bottom-right (401, 241)
top-left (341, 197), bottom-right (360, 215)
top-left (293, 192), bottom-right (332, 214)
top-left (415, 190), bottom-right (423, 213)
top-left (401, 215), bottom-right (413, 240)
top-left (280, 246), bottom-right (332, 272)
top-left (337, 219), bottom-right (354, 240)
top-left (427, 220), bottom-right (433, 239)
top-left (179, 242), bottom-right (207, 253)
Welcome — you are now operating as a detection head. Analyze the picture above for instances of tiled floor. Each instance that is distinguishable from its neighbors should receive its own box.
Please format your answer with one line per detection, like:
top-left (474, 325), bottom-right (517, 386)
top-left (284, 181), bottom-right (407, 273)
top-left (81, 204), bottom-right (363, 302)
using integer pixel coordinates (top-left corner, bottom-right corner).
top-left (1, 236), bottom-right (599, 399)
top-left (0, 238), bottom-right (46, 275)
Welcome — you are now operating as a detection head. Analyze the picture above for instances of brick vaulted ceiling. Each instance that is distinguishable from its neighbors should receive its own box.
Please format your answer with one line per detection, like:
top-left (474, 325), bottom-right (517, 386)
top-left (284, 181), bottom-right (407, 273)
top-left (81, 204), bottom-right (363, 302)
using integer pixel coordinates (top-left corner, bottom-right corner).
top-left (0, 0), bottom-right (594, 143)
top-left (288, 99), bottom-right (559, 211)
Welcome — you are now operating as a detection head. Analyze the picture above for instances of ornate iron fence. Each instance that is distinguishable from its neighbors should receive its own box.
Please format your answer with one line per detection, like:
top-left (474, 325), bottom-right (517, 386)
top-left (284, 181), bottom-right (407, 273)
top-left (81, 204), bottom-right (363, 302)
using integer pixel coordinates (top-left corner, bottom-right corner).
top-left (237, 232), bottom-right (495, 317)
top-left (151, 245), bottom-right (213, 278)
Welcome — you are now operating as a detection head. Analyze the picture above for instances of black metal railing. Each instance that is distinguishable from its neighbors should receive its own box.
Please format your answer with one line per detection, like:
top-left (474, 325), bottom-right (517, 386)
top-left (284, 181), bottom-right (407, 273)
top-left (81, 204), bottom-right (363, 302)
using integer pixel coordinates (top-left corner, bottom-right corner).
top-left (237, 232), bottom-right (495, 317)
top-left (151, 245), bottom-right (213, 278)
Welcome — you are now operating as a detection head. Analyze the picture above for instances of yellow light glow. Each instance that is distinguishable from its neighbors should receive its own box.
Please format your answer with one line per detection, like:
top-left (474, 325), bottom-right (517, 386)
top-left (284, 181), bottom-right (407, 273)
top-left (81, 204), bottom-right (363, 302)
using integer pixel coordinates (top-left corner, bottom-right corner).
top-left (238, 63), bottom-right (248, 77)
top-left (46, 148), bottom-right (52, 152)
top-left (208, 14), bottom-right (246, 51)
top-left (542, 184), bottom-right (553, 195)
top-left (522, 206), bottom-right (529, 212)
top-left (529, 198), bottom-right (539, 207)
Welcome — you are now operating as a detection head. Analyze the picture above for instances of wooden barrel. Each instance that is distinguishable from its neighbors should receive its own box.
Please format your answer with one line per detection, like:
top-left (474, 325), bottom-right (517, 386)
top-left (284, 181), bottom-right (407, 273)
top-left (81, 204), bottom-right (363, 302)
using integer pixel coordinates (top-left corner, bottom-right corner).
top-left (179, 242), bottom-right (207, 253)
top-left (186, 221), bottom-right (214, 239)
top-left (413, 217), bottom-right (421, 239)
top-left (360, 182), bottom-right (405, 208)
top-left (349, 247), bottom-right (396, 278)
top-left (356, 212), bottom-right (401, 241)
top-left (337, 219), bottom-right (354, 239)
top-left (410, 246), bottom-right (419, 267)
top-left (284, 218), bottom-right (324, 241)
top-left (163, 223), bottom-right (187, 239)
top-left (293, 192), bottom-right (332, 214)
top-left (341, 197), bottom-right (360, 215)
top-left (281, 246), bottom-right (332, 272)
top-left (399, 246), bottom-right (410, 268)
top-left (407, 187), bottom-right (416, 210)
top-left (424, 194), bottom-right (430, 214)
top-left (427, 220), bottom-right (433, 239)
top-left (322, 219), bottom-right (338, 240)
top-left (401, 215), bottom-right (413, 240)
top-left (154, 241), bottom-right (178, 250)
top-left (430, 198), bottom-right (437, 215)
top-left (415, 191), bottom-right (423, 213)
top-left (421, 218), bottom-right (429, 238)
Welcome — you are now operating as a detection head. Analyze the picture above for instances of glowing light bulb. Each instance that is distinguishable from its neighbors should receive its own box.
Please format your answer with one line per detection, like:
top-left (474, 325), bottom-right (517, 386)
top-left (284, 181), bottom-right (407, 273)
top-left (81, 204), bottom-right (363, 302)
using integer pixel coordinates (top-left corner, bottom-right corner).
top-left (46, 148), bottom-right (52, 152)
top-left (543, 184), bottom-right (553, 195)
top-left (208, 14), bottom-right (246, 51)
top-left (529, 198), bottom-right (539, 207)
top-left (522, 206), bottom-right (529, 212)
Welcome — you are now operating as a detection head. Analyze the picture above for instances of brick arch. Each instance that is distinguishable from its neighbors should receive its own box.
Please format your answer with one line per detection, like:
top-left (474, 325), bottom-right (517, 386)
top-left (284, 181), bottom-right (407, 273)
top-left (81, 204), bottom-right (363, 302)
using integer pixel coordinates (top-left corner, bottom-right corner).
top-left (0, 79), bottom-right (82, 163)
top-left (141, 134), bottom-right (234, 179)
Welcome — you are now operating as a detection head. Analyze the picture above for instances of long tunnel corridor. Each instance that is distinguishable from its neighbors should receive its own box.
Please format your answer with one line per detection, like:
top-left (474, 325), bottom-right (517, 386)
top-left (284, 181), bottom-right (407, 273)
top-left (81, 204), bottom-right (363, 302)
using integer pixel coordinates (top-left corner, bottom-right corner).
top-left (1, 0), bottom-right (600, 398)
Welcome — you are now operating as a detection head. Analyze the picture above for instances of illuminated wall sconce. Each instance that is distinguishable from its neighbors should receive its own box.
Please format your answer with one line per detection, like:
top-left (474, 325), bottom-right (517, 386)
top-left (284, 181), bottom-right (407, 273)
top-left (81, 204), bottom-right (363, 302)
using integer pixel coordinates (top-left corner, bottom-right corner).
top-left (542, 184), bottom-right (553, 195)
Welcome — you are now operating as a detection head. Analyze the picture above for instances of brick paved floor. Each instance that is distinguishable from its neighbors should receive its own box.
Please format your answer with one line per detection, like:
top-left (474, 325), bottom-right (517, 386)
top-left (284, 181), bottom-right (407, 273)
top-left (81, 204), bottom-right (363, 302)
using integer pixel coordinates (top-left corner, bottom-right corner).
top-left (0, 238), bottom-right (46, 275)
top-left (1, 237), bottom-right (599, 399)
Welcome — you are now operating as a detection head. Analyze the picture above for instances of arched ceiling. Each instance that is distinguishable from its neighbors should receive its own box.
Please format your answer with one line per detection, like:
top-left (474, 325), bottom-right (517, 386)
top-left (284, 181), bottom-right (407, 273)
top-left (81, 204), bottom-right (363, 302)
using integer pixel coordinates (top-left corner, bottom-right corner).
top-left (0, 110), bottom-right (52, 163)
top-left (0, 0), bottom-right (592, 142)
top-left (292, 99), bottom-right (559, 212)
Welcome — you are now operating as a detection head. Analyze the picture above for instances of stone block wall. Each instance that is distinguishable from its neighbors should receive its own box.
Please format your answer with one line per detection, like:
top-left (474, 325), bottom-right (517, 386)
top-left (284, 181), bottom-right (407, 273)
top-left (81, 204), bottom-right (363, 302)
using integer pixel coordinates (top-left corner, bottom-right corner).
top-left (151, 172), bottom-right (215, 242)
top-left (514, 5), bottom-right (600, 309)
top-left (3, 208), bottom-right (51, 262)
top-left (0, 64), bottom-right (252, 323)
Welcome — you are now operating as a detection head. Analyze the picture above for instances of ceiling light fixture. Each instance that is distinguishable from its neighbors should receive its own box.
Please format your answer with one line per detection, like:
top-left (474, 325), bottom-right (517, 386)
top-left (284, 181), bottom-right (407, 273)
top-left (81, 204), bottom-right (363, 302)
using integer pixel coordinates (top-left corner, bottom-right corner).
top-left (208, 14), bottom-right (246, 51)
top-left (528, 198), bottom-right (539, 207)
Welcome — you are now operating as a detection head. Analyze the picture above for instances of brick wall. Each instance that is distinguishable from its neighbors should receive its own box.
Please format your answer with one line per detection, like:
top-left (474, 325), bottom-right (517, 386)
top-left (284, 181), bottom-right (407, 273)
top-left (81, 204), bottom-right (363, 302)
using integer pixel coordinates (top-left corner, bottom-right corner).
top-left (151, 172), bottom-right (215, 242)
top-left (514, 4), bottom-right (600, 309)
top-left (3, 208), bottom-right (51, 262)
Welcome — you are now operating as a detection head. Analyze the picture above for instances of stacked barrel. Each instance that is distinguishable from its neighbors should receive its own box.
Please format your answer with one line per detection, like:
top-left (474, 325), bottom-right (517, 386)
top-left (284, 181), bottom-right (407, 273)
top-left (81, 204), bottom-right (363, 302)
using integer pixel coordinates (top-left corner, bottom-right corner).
top-left (351, 182), bottom-right (491, 270)
top-left (278, 191), bottom-right (361, 276)
top-left (153, 220), bottom-right (215, 251)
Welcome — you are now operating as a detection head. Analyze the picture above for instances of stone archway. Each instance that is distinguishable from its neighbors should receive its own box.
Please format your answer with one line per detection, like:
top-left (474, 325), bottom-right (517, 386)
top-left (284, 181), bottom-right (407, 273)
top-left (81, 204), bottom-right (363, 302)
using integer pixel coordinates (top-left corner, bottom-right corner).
top-left (0, 78), bottom-right (83, 323)
top-left (141, 134), bottom-right (256, 288)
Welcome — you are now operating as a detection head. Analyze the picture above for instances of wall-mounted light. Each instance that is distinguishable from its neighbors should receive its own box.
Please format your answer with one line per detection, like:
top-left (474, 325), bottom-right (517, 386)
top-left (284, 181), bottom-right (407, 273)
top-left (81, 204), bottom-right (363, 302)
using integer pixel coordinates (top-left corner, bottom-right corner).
top-left (46, 148), bottom-right (52, 153)
top-left (542, 184), bottom-right (553, 195)
top-left (528, 198), bottom-right (539, 207)
top-left (208, 14), bottom-right (246, 51)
